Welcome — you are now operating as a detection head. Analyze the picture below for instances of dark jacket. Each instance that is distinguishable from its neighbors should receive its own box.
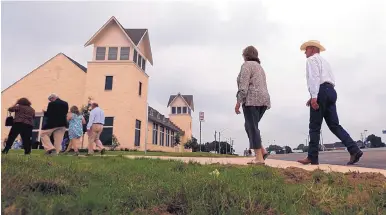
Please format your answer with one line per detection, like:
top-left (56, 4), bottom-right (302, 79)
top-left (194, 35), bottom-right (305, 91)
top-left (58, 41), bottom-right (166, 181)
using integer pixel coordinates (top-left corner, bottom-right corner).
top-left (42, 98), bottom-right (69, 130)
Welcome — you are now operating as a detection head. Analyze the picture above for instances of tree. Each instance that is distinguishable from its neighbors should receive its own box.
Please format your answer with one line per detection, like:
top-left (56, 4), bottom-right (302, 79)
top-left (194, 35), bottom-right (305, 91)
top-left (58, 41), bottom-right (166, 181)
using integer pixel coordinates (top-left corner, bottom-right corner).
top-left (174, 132), bottom-right (181, 146)
top-left (184, 136), bottom-right (200, 151)
top-left (367, 134), bottom-right (385, 148)
top-left (284, 146), bottom-right (293, 154)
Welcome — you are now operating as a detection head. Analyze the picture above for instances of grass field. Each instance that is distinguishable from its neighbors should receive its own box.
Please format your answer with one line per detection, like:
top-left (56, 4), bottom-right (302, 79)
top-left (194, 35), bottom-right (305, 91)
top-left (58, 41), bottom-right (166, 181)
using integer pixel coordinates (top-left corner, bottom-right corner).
top-left (7, 149), bottom-right (240, 157)
top-left (2, 154), bottom-right (386, 215)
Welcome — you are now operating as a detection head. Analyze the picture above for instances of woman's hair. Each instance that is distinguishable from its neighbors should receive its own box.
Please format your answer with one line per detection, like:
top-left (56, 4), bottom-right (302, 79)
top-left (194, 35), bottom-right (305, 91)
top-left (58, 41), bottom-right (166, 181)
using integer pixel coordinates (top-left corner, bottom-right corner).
top-left (70, 106), bottom-right (80, 115)
top-left (242, 46), bottom-right (261, 64)
top-left (16, 98), bottom-right (32, 106)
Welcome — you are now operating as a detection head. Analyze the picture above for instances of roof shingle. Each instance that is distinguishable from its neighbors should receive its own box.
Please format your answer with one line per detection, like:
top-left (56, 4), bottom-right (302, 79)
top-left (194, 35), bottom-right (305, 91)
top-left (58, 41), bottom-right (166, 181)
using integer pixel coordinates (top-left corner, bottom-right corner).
top-left (124, 29), bottom-right (147, 45)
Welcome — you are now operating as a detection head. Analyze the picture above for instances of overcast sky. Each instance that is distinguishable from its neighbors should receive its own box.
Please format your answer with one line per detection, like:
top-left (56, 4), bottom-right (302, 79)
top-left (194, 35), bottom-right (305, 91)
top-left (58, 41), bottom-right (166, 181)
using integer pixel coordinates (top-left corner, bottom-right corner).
top-left (1, 1), bottom-right (386, 154)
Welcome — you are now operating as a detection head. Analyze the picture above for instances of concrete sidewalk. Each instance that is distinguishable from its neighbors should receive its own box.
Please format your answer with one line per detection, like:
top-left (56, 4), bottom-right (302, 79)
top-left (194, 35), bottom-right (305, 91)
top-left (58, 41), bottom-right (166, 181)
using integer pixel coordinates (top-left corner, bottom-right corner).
top-left (124, 155), bottom-right (386, 177)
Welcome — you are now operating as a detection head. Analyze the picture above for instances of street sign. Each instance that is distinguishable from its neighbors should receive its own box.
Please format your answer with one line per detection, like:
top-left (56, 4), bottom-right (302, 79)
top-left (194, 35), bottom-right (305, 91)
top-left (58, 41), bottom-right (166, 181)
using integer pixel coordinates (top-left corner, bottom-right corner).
top-left (199, 111), bottom-right (205, 122)
top-left (382, 130), bottom-right (386, 134)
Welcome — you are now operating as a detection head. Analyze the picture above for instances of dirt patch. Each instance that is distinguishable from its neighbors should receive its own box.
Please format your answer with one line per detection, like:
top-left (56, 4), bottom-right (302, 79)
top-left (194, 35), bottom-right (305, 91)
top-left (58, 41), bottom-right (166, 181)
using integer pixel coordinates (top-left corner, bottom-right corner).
top-left (23, 181), bottom-right (72, 195)
top-left (166, 191), bottom-right (188, 215)
top-left (344, 171), bottom-right (386, 188)
top-left (278, 167), bottom-right (312, 183)
top-left (3, 204), bottom-right (27, 215)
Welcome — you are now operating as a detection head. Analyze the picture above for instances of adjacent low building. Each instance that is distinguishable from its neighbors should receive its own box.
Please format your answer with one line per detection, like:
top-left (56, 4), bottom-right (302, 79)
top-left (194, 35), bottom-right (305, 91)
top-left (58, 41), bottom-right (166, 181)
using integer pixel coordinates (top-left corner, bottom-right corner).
top-left (1, 16), bottom-right (193, 152)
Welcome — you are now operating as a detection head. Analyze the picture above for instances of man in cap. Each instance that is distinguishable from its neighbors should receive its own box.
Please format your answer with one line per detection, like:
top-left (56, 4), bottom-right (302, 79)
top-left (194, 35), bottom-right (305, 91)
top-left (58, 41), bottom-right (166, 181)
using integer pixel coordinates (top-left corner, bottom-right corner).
top-left (86, 102), bottom-right (106, 155)
top-left (41, 93), bottom-right (69, 155)
top-left (298, 40), bottom-right (363, 165)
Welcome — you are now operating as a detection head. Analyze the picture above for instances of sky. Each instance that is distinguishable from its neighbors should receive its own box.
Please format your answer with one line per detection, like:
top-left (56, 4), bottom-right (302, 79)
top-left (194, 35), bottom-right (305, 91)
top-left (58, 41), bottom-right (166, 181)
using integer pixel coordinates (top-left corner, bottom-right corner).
top-left (1, 0), bottom-right (386, 154)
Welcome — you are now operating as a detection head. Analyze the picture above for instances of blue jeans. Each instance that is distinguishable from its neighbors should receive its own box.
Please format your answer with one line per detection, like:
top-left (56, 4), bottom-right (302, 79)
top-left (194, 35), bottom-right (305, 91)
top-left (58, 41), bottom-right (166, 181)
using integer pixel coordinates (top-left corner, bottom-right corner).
top-left (308, 83), bottom-right (359, 161)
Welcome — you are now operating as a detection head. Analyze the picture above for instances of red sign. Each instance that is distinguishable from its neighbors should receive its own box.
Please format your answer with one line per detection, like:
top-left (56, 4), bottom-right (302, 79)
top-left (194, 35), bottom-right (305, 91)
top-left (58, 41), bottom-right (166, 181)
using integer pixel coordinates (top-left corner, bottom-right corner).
top-left (199, 112), bottom-right (205, 122)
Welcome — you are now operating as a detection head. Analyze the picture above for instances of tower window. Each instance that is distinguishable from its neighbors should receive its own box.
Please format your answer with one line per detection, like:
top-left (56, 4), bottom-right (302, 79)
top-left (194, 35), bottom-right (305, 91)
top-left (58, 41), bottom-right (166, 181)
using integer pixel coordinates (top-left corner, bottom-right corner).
top-left (108, 47), bottom-right (118, 60)
top-left (120, 47), bottom-right (130, 60)
top-left (105, 76), bottom-right (113, 90)
top-left (96, 47), bottom-right (106, 60)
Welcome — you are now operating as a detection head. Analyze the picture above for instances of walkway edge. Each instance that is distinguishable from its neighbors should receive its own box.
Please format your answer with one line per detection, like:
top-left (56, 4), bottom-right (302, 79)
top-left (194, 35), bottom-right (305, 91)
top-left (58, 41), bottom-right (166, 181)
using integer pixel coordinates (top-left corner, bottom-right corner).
top-left (124, 155), bottom-right (386, 177)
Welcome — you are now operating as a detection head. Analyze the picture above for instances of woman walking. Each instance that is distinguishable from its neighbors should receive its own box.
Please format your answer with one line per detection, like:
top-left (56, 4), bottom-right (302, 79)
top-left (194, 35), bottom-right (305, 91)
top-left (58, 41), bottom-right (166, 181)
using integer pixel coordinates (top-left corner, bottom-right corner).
top-left (235, 46), bottom-right (271, 165)
top-left (2, 98), bottom-right (35, 155)
top-left (65, 106), bottom-right (86, 156)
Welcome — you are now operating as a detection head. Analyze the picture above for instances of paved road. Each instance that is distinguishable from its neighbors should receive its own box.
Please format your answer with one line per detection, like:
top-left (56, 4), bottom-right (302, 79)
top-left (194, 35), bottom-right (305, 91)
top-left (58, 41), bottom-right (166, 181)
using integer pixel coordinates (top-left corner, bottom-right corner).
top-left (269, 150), bottom-right (386, 170)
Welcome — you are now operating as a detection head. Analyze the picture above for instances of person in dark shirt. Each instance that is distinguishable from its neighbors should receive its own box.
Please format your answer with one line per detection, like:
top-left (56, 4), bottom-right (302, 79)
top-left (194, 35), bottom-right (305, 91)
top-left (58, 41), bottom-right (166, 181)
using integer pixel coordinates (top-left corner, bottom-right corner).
top-left (40, 93), bottom-right (69, 155)
top-left (2, 98), bottom-right (35, 155)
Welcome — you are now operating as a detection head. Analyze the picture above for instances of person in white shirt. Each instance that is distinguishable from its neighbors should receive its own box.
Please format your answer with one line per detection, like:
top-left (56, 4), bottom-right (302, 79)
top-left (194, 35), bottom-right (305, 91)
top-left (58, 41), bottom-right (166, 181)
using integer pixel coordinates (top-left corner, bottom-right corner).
top-left (86, 102), bottom-right (106, 155)
top-left (297, 40), bottom-right (363, 165)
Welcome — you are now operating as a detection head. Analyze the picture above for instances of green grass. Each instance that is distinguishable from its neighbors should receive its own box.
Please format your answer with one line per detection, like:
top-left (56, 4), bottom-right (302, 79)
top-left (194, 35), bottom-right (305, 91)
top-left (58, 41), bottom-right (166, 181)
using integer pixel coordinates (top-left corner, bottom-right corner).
top-left (2, 154), bottom-right (386, 215)
top-left (9, 149), bottom-right (241, 157)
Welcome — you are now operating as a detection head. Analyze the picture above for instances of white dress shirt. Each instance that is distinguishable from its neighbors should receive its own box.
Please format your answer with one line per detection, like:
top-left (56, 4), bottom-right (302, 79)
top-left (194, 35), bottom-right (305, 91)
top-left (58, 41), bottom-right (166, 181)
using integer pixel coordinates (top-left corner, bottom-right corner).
top-left (306, 53), bottom-right (336, 98)
top-left (87, 107), bottom-right (105, 130)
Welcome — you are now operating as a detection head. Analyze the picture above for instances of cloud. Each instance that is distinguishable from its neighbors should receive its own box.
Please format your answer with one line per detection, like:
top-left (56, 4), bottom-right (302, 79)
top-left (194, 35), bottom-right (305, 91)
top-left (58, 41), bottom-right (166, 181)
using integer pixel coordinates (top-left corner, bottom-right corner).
top-left (1, 1), bottom-right (385, 154)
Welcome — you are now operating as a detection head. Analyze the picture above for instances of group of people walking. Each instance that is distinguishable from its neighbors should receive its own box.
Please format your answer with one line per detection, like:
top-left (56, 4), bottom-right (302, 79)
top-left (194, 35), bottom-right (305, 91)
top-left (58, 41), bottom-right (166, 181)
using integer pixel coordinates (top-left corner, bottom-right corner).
top-left (3, 39), bottom-right (365, 166)
top-left (3, 93), bottom-right (107, 156)
top-left (236, 40), bottom-right (363, 166)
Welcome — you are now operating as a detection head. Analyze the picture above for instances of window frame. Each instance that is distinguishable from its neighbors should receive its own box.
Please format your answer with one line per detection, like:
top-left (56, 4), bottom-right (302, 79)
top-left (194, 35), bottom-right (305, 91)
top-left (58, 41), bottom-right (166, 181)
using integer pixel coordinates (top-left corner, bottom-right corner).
top-left (120, 47), bottom-right (130, 60)
top-left (100, 117), bottom-right (114, 146)
top-left (96, 47), bottom-right (106, 60)
top-left (139, 82), bottom-right (142, 96)
top-left (108, 47), bottom-right (118, 60)
top-left (134, 120), bottom-right (141, 146)
top-left (105, 76), bottom-right (113, 91)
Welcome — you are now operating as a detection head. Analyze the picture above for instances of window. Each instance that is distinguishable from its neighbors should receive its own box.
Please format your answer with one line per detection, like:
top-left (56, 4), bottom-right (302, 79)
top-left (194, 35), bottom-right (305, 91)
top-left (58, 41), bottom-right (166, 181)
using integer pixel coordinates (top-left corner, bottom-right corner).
top-left (171, 131), bottom-right (175, 147)
top-left (101, 117), bottom-right (114, 145)
top-left (108, 47), bottom-right (118, 60)
top-left (96, 47), bottom-right (106, 60)
top-left (120, 47), bottom-right (130, 60)
top-left (166, 129), bottom-right (170, 147)
top-left (152, 123), bottom-right (158, 145)
top-left (133, 49), bottom-right (138, 63)
top-left (160, 126), bottom-right (165, 146)
top-left (188, 108), bottom-right (191, 115)
top-left (172, 107), bottom-right (176, 114)
top-left (177, 107), bottom-right (182, 114)
top-left (33, 116), bottom-right (42, 130)
top-left (142, 58), bottom-right (146, 71)
top-left (138, 55), bottom-right (143, 69)
top-left (134, 120), bottom-right (141, 146)
top-left (105, 76), bottom-right (113, 90)
top-left (139, 82), bottom-right (142, 96)
top-left (183, 107), bottom-right (187, 114)
top-left (105, 117), bottom-right (114, 126)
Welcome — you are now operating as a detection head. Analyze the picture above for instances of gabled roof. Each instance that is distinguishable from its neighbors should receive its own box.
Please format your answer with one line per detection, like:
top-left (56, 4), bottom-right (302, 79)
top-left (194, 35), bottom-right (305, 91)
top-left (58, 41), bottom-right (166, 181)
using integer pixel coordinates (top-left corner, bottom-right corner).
top-left (2, 53), bottom-right (87, 93)
top-left (167, 93), bottom-right (194, 111)
top-left (148, 106), bottom-right (184, 134)
top-left (124, 29), bottom-right (147, 45)
top-left (84, 16), bottom-right (153, 65)
top-left (62, 54), bottom-right (87, 73)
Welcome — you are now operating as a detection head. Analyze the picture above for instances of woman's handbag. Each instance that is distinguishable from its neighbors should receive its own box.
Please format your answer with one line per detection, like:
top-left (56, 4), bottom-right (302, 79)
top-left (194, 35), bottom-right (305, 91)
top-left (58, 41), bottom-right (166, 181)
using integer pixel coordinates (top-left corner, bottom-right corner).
top-left (5, 111), bottom-right (14, 127)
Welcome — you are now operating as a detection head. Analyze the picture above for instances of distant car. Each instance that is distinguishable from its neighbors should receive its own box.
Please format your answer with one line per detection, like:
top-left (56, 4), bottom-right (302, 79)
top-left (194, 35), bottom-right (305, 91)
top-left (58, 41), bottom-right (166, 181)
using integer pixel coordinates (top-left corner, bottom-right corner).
top-left (270, 151), bottom-right (276, 155)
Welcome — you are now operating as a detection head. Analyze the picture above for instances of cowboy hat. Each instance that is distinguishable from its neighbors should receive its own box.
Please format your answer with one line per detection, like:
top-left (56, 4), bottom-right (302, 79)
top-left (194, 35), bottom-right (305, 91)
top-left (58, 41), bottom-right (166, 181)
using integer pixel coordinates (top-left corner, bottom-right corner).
top-left (300, 40), bottom-right (326, 52)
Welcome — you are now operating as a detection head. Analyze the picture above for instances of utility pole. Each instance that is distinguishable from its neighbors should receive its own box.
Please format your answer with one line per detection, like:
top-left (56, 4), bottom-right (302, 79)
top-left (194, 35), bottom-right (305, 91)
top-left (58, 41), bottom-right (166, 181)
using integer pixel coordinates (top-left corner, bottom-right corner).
top-left (199, 120), bottom-right (202, 152)
top-left (218, 132), bottom-right (221, 154)
top-left (231, 139), bottom-right (234, 154)
top-left (214, 131), bottom-right (217, 153)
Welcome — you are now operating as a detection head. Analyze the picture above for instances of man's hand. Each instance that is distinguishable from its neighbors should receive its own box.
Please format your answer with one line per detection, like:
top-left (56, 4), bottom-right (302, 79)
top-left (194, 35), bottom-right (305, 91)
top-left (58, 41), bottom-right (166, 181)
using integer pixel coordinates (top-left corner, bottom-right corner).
top-left (235, 102), bottom-right (241, 114)
top-left (306, 99), bottom-right (311, 107)
top-left (310, 98), bottom-right (319, 110)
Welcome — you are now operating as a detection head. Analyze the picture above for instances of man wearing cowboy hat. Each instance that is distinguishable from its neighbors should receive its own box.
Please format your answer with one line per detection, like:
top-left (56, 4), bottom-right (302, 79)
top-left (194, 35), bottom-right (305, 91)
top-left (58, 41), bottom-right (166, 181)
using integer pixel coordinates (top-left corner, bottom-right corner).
top-left (298, 40), bottom-right (363, 165)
